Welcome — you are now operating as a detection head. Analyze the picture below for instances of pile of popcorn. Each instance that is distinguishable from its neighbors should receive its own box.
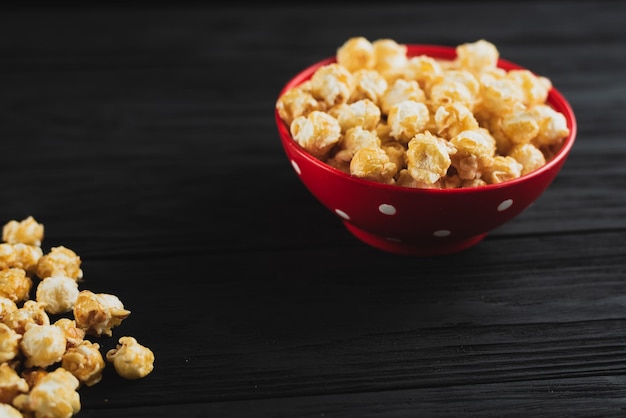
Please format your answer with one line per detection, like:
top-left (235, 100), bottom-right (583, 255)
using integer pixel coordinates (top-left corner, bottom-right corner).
top-left (0, 216), bottom-right (154, 418)
top-left (276, 37), bottom-right (570, 188)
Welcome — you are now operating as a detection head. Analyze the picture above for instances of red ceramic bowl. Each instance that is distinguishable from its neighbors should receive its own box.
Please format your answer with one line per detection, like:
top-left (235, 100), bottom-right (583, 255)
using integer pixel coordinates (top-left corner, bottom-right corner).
top-left (275, 45), bottom-right (577, 256)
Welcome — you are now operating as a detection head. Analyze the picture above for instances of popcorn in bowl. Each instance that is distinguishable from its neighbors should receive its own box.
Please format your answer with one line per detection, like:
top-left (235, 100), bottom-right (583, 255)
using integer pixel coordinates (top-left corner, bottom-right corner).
top-left (276, 37), bottom-right (570, 189)
top-left (275, 37), bottom-right (577, 256)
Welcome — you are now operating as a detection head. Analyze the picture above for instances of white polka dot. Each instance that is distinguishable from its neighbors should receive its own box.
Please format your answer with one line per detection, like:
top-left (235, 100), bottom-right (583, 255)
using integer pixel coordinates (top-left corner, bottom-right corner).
top-left (335, 209), bottom-right (350, 220)
top-left (291, 160), bottom-right (301, 175)
top-left (497, 199), bottom-right (513, 212)
top-left (433, 230), bottom-right (451, 237)
top-left (378, 204), bottom-right (397, 215)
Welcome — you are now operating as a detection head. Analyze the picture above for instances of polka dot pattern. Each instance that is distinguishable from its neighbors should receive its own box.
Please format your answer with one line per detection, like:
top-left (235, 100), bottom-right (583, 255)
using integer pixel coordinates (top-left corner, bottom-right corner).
top-left (327, 198), bottom-right (515, 242)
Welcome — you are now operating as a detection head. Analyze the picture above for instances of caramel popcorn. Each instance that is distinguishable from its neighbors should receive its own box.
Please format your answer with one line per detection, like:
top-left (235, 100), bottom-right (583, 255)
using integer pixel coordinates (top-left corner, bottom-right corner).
top-left (0, 403), bottom-right (23, 418)
top-left (1, 217), bottom-right (154, 417)
top-left (35, 246), bottom-right (83, 282)
top-left (62, 340), bottom-right (105, 387)
top-left (0, 268), bottom-right (32, 303)
top-left (0, 323), bottom-right (22, 363)
top-left (73, 290), bottom-right (130, 337)
top-left (2, 216), bottom-right (44, 247)
top-left (2, 300), bottom-right (50, 335)
top-left (13, 367), bottom-right (81, 418)
top-left (35, 276), bottom-right (80, 315)
top-left (276, 37), bottom-right (570, 188)
top-left (20, 324), bottom-right (67, 368)
top-left (106, 336), bottom-right (154, 380)
top-left (0, 362), bottom-right (29, 405)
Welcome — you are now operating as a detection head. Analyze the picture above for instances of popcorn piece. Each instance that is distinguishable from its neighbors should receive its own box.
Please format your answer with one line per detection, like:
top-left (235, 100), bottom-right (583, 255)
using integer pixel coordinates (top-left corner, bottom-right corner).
top-left (429, 69), bottom-right (480, 111)
top-left (332, 126), bottom-right (381, 164)
top-left (380, 78), bottom-right (425, 116)
top-left (350, 147), bottom-right (397, 184)
top-left (455, 39), bottom-right (499, 73)
top-left (0, 322), bottom-right (22, 363)
top-left (106, 336), bottom-right (155, 380)
top-left (0, 363), bottom-right (29, 405)
top-left (309, 63), bottom-right (355, 107)
top-left (0, 268), bottom-right (32, 303)
top-left (449, 128), bottom-right (496, 180)
top-left (337, 36), bottom-right (375, 72)
top-left (483, 155), bottom-right (523, 184)
top-left (479, 73), bottom-right (526, 115)
top-left (73, 290), bottom-right (130, 337)
top-left (529, 104), bottom-right (570, 148)
top-left (328, 98), bottom-right (381, 133)
top-left (0, 296), bottom-right (18, 321)
top-left (275, 82), bottom-right (321, 127)
top-left (507, 69), bottom-right (552, 106)
top-left (0, 243), bottom-right (17, 270)
top-left (2, 300), bottom-right (50, 335)
top-left (434, 101), bottom-right (479, 139)
top-left (372, 38), bottom-right (408, 82)
top-left (508, 143), bottom-right (547, 175)
top-left (35, 246), bottom-right (83, 281)
top-left (406, 131), bottom-right (454, 184)
top-left (0, 403), bottom-right (23, 418)
top-left (500, 108), bottom-right (541, 144)
top-left (387, 100), bottom-right (430, 144)
top-left (36, 275), bottom-right (80, 315)
top-left (53, 318), bottom-right (85, 349)
top-left (13, 367), bottom-right (81, 418)
top-left (62, 340), bottom-right (105, 387)
top-left (11, 243), bottom-right (44, 276)
top-left (2, 216), bottom-right (44, 247)
top-left (20, 324), bottom-right (67, 368)
top-left (349, 69), bottom-right (388, 104)
top-left (402, 54), bottom-right (443, 91)
top-left (290, 110), bottom-right (342, 160)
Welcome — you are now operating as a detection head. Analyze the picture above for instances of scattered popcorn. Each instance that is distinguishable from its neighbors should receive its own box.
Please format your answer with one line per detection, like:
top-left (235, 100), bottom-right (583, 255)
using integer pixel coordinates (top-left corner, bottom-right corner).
top-left (276, 37), bottom-right (570, 188)
top-left (0, 402), bottom-right (23, 418)
top-left (36, 275), bottom-right (80, 315)
top-left (62, 340), bottom-right (106, 387)
top-left (36, 246), bottom-right (83, 282)
top-left (106, 336), bottom-right (155, 380)
top-left (13, 367), bottom-right (81, 418)
top-left (2, 216), bottom-right (44, 247)
top-left (73, 290), bottom-right (130, 337)
top-left (0, 362), bottom-right (29, 404)
top-left (0, 268), bottom-right (32, 303)
top-left (0, 217), bottom-right (154, 418)
top-left (0, 323), bottom-right (21, 363)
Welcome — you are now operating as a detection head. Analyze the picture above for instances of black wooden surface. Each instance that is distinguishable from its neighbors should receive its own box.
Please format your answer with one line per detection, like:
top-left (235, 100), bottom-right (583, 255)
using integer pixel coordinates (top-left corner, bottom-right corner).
top-left (1, 2), bottom-right (626, 417)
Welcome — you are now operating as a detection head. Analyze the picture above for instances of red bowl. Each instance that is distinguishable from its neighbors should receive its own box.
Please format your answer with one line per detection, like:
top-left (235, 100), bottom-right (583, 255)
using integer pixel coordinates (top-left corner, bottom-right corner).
top-left (275, 44), bottom-right (577, 256)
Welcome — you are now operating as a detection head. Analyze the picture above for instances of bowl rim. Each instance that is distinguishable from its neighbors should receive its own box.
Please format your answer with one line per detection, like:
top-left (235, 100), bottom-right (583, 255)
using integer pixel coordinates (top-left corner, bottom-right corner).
top-left (275, 44), bottom-right (577, 195)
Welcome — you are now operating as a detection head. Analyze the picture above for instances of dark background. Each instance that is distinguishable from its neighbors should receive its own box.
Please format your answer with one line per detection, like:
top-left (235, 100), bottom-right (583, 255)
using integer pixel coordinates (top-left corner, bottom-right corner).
top-left (1, 2), bottom-right (625, 417)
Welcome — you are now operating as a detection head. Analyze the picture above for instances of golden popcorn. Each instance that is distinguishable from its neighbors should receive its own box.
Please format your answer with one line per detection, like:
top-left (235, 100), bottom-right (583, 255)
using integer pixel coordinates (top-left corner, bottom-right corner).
top-left (73, 290), bottom-right (130, 337)
top-left (13, 367), bottom-right (81, 418)
top-left (350, 147), bottom-right (397, 184)
top-left (62, 340), bottom-right (105, 387)
top-left (0, 323), bottom-right (21, 363)
top-left (106, 336), bottom-right (155, 380)
top-left (36, 275), bottom-right (80, 315)
top-left (290, 110), bottom-right (342, 160)
top-left (0, 362), bottom-right (29, 405)
top-left (2, 300), bottom-right (50, 335)
top-left (406, 131), bottom-right (454, 184)
top-left (0, 403), bottom-right (23, 418)
top-left (35, 246), bottom-right (83, 281)
top-left (2, 216), bottom-right (44, 247)
top-left (20, 324), bottom-right (67, 368)
top-left (1, 216), bottom-right (155, 417)
top-left (0, 268), bottom-right (32, 303)
top-left (276, 37), bottom-right (570, 188)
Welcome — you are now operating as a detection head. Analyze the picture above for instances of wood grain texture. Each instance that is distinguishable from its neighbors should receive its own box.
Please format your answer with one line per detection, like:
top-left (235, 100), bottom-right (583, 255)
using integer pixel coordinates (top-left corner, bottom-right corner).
top-left (1, 2), bottom-right (625, 417)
